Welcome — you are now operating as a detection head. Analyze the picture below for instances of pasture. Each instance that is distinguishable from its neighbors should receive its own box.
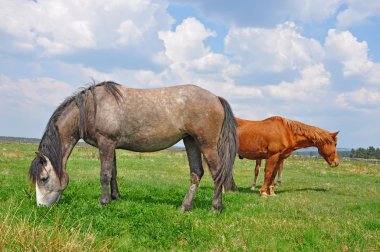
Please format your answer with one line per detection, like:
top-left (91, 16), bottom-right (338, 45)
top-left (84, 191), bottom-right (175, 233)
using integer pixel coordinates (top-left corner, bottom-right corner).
top-left (0, 142), bottom-right (379, 251)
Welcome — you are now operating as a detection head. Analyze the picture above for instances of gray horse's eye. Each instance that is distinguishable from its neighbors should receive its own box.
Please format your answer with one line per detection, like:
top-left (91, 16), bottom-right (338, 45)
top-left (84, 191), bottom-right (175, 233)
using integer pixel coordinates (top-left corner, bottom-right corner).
top-left (40, 175), bottom-right (49, 183)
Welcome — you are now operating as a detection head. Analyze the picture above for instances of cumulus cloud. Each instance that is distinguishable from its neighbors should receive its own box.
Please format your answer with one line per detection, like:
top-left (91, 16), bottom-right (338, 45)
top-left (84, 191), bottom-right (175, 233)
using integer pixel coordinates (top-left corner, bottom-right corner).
top-left (0, 74), bottom-right (74, 113)
top-left (325, 29), bottom-right (380, 84)
top-left (151, 17), bottom-right (260, 98)
top-left (336, 0), bottom-right (380, 28)
top-left (266, 64), bottom-right (331, 101)
top-left (337, 88), bottom-right (380, 110)
top-left (158, 17), bottom-right (216, 62)
top-left (224, 22), bottom-right (324, 73)
top-left (289, 0), bottom-right (343, 22)
top-left (0, 0), bottom-right (173, 55)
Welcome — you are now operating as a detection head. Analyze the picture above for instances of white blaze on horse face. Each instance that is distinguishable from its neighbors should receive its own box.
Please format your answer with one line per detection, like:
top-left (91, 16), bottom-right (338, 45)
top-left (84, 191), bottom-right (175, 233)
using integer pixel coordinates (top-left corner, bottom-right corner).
top-left (35, 156), bottom-right (64, 207)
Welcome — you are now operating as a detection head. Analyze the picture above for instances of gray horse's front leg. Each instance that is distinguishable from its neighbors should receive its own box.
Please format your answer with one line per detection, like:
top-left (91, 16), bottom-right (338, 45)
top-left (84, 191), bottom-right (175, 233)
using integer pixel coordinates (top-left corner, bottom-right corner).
top-left (98, 142), bottom-right (116, 206)
top-left (110, 154), bottom-right (121, 200)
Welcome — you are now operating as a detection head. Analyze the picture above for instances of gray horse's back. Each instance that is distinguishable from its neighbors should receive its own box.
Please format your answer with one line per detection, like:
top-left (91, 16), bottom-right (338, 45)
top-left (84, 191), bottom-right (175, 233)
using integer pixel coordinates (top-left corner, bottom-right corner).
top-left (93, 84), bottom-right (224, 151)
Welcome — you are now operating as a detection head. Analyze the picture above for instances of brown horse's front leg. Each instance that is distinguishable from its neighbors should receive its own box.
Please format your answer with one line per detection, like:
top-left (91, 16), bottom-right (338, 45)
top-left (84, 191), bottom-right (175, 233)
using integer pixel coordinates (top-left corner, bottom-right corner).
top-left (268, 158), bottom-right (283, 196)
top-left (260, 154), bottom-right (280, 197)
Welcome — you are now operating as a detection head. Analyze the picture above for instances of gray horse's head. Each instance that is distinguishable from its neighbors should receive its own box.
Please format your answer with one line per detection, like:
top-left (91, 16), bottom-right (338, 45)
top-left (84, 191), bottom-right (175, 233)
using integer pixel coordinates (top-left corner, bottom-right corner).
top-left (30, 152), bottom-right (68, 207)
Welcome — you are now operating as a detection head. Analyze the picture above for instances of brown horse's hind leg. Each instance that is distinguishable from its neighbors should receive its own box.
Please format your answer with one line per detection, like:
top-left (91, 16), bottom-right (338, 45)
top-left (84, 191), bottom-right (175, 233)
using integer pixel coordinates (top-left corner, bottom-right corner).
top-left (110, 153), bottom-right (120, 200)
top-left (251, 159), bottom-right (262, 190)
top-left (181, 136), bottom-right (204, 212)
top-left (275, 160), bottom-right (284, 187)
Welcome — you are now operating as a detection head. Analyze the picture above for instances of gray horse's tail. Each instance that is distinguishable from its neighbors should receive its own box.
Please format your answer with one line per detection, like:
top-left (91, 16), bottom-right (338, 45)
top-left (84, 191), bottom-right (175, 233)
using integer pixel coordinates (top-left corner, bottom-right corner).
top-left (215, 97), bottom-right (238, 191)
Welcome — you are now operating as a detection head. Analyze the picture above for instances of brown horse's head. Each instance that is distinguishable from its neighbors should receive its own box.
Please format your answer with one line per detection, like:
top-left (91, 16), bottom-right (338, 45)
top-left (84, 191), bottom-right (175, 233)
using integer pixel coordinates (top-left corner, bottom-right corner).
top-left (317, 131), bottom-right (340, 167)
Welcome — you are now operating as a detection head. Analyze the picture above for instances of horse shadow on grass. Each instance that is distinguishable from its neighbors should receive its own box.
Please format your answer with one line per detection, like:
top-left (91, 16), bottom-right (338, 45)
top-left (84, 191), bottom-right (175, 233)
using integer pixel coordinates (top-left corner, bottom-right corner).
top-left (61, 185), bottom-right (215, 210)
top-left (235, 186), bottom-right (329, 195)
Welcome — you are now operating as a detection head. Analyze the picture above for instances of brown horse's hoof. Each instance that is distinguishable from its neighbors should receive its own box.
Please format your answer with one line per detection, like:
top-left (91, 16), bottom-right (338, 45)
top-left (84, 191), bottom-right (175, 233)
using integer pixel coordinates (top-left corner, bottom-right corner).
top-left (251, 185), bottom-right (257, 190)
top-left (260, 191), bottom-right (268, 197)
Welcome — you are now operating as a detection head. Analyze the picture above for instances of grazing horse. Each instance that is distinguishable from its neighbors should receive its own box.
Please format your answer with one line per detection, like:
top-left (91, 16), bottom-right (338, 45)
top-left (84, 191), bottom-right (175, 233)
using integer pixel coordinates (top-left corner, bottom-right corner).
top-left (235, 116), bottom-right (339, 197)
top-left (29, 81), bottom-right (238, 211)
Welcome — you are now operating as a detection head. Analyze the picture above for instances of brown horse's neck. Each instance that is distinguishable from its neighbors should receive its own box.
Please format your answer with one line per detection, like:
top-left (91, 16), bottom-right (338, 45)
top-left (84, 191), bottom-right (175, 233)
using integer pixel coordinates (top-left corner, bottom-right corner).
top-left (292, 134), bottom-right (316, 150)
top-left (284, 118), bottom-right (331, 150)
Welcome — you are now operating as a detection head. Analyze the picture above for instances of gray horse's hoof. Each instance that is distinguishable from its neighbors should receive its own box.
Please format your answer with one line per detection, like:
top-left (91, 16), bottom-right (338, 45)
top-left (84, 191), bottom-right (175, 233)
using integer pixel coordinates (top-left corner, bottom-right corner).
top-left (180, 204), bottom-right (192, 212)
top-left (111, 193), bottom-right (121, 200)
top-left (99, 198), bottom-right (110, 207)
top-left (212, 204), bottom-right (224, 212)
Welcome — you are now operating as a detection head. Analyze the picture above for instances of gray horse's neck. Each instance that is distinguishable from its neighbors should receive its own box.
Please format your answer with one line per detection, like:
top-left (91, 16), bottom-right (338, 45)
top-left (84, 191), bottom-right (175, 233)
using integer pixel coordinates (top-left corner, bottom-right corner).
top-left (56, 102), bottom-right (81, 172)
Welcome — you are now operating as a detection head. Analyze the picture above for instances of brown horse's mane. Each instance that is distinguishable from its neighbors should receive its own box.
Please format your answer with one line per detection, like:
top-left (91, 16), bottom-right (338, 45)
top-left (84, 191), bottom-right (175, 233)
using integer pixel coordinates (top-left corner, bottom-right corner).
top-left (273, 116), bottom-right (335, 146)
top-left (29, 81), bottom-right (122, 183)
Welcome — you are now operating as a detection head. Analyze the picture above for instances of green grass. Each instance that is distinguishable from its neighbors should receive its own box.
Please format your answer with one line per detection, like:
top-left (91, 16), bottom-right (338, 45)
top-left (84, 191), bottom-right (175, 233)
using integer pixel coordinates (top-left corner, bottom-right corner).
top-left (0, 142), bottom-right (379, 251)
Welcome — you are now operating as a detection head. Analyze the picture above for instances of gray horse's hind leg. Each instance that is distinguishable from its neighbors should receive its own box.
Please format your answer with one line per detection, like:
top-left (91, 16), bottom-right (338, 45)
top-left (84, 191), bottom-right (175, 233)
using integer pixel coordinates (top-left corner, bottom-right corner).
top-left (200, 145), bottom-right (223, 211)
top-left (110, 153), bottom-right (120, 200)
top-left (181, 136), bottom-right (204, 212)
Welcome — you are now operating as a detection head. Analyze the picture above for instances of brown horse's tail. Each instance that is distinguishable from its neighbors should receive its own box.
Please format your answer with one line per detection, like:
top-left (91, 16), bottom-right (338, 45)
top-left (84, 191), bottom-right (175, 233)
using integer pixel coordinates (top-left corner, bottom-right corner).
top-left (215, 97), bottom-right (238, 192)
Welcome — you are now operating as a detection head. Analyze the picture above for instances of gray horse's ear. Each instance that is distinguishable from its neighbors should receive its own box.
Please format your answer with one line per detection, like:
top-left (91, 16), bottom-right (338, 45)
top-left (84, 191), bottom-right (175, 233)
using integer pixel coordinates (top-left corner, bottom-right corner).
top-left (35, 152), bottom-right (47, 163)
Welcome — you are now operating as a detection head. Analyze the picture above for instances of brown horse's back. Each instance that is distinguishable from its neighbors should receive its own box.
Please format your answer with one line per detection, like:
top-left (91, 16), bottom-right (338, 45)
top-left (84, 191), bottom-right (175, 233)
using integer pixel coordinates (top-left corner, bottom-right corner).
top-left (237, 117), bottom-right (291, 159)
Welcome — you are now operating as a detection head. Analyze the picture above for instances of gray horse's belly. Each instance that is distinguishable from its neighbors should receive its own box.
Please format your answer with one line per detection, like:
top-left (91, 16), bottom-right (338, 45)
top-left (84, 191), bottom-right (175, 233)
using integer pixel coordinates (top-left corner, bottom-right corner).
top-left (116, 129), bottom-right (187, 152)
top-left (117, 124), bottom-right (187, 152)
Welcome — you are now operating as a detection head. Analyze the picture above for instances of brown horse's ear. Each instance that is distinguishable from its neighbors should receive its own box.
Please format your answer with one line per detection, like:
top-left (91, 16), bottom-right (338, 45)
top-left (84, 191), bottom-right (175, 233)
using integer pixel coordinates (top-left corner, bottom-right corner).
top-left (331, 131), bottom-right (339, 140)
top-left (35, 152), bottom-right (47, 163)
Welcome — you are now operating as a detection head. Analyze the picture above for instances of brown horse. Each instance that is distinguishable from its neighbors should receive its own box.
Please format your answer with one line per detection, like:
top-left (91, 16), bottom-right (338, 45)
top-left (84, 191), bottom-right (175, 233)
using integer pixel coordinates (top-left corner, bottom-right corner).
top-left (29, 81), bottom-right (237, 211)
top-left (236, 116), bottom-right (339, 196)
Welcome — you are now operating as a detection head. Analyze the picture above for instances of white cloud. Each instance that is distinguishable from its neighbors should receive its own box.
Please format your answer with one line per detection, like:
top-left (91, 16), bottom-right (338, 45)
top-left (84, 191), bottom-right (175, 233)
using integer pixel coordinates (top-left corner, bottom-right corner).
top-left (0, 75), bottom-right (74, 113)
top-left (0, 0), bottom-right (173, 55)
top-left (117, 19), bottom-right (143, 46)
top-left (158, 17), bottom-right (216, 62)
top-left (266, 64), bottom-right (331, 101)
top-left (154, 17), bottom-right (258, 98)
top-left (224, 22), bottom-right (324, 73)
top-left (291, 0), bottom-right (343, 22)
top-left (337, 88), bottom-right (380, 110)
top-left (325, 29), bottom-right (380, 84)
top-left (336, 0), bottom-right (380, 28)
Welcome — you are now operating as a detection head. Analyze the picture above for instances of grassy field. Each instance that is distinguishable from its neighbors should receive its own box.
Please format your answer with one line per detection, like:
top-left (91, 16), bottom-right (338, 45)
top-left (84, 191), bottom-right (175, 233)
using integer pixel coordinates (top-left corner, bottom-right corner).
top-left (0, 142), bottom-right (379, 251)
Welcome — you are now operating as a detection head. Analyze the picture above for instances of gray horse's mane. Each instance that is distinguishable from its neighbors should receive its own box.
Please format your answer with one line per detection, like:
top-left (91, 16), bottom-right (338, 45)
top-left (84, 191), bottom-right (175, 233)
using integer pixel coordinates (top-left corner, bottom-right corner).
top-left (29, 81), bottom-right (122, 183)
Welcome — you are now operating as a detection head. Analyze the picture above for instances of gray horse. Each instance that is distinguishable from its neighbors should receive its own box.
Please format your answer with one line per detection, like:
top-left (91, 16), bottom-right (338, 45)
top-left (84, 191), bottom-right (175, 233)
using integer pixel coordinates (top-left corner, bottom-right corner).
top-left (29, 81), bottom-right (237, 211)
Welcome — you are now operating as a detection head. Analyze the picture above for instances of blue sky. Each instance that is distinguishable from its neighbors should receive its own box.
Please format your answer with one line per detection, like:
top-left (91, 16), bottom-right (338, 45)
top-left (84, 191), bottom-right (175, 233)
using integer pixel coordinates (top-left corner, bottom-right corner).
top-left (1, 0), bottom-right (379, 148)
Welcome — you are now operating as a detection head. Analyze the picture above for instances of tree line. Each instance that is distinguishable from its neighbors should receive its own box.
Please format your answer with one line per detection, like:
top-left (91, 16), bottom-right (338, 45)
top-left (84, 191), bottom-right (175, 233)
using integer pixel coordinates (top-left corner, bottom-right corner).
top-left (349, 146), bottom-right (380, 159)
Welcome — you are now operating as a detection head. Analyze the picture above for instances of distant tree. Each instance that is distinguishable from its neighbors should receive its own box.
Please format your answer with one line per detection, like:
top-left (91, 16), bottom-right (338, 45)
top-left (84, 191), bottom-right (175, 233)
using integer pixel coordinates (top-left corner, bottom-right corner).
top-left (349, 147), bottom-right (380, 159)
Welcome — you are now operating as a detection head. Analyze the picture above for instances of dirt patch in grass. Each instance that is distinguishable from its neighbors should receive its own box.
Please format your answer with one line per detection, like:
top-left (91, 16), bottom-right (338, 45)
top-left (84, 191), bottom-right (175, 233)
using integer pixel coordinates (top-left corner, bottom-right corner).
top-left (1, 152), bottom-right (22, 158)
